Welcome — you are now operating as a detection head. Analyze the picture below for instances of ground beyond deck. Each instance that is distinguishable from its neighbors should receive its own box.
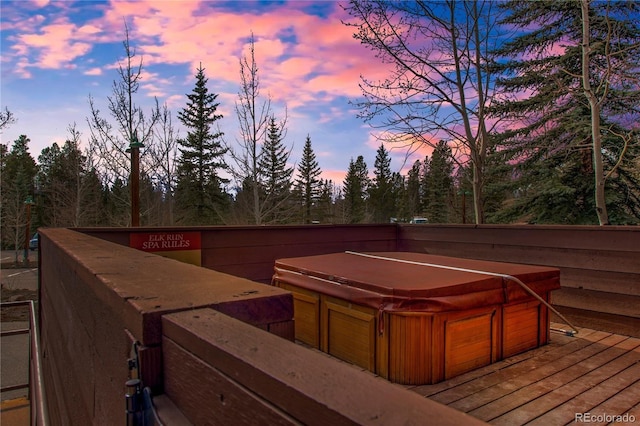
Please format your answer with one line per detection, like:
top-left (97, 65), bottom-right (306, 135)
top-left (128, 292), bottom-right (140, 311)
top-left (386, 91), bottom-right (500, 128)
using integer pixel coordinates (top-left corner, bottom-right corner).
top-left (408, 323), bottom-right (640, 425)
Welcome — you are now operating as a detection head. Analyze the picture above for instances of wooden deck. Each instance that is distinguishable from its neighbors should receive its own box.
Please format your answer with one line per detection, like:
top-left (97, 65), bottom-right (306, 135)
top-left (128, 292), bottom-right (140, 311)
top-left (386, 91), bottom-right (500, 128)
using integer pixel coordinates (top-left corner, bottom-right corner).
top-left (408, 323), bottom-right (640, 425)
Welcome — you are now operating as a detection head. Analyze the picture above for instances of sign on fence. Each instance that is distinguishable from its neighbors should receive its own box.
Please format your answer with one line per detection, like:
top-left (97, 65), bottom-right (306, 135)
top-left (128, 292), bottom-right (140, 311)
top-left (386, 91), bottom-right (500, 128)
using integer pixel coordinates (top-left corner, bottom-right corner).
top-left (130, 232), bottom-right (201, 266)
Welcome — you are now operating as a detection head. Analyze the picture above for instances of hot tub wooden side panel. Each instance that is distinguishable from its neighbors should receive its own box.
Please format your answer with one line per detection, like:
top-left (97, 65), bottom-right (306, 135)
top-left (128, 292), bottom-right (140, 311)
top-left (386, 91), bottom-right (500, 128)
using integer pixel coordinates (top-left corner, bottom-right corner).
top-left (322, 296), bottom-right (378, 372)
top-left (503, 300), bottom-right (542, 358)
top-left (440, 308), bottom-right (500, 381)
top-left (274, 279), bottom-right (505, 385)
top-left (277, 282), bottom-right (321, 348)
top-left (387, 313), bottom-right (433, 384)
top-left (502, 291), bottom-right (553, 359)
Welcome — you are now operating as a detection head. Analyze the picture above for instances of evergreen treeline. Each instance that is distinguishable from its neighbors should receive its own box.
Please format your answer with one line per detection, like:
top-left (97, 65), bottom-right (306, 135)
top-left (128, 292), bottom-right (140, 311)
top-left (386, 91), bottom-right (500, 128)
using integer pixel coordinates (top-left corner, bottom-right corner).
top-left (2, 1), bottom-right (639, 248)
top-left (0, 130), bottom-right (478, 250)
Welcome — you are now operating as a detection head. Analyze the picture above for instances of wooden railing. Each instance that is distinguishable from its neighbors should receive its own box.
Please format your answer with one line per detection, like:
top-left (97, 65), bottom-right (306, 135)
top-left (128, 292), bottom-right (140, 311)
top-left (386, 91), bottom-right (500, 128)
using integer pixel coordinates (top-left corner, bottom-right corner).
top-left (38, 228), bottom-right (293, 425)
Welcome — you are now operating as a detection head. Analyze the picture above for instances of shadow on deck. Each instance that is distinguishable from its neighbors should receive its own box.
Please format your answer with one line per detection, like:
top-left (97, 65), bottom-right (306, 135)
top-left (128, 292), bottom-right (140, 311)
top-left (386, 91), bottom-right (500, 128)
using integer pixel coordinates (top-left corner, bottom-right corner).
top-left (409, 322), bottom-right (640, 425)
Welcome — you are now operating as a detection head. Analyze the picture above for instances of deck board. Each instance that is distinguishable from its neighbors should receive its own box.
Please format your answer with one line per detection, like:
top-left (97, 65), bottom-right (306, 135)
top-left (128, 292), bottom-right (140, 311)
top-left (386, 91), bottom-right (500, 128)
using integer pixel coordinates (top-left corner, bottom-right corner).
top-left (587, 385), bottom-right (640, 426)
top-left (437, 333), bottom-right (625, 411)
top-left (412, 328), bottom-right (605, 403)
top-left (408, 323), bottom-right (640, 425)
top-left (527, 361), bottom-right (640, 425)
top-left (624, 402), bottom-right (640, 425)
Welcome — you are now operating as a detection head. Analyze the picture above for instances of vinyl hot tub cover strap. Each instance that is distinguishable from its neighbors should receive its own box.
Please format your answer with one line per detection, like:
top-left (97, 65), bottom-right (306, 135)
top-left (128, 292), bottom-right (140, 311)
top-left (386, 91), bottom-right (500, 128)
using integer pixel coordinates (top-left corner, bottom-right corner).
top-left (344, 251), bottom-right (579, 336)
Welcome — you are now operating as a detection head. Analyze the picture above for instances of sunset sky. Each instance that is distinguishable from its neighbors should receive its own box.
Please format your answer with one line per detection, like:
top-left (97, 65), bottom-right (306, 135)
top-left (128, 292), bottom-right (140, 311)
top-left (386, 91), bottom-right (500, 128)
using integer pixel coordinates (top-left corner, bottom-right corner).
top-left (0, 0), bottom-right (426, 184)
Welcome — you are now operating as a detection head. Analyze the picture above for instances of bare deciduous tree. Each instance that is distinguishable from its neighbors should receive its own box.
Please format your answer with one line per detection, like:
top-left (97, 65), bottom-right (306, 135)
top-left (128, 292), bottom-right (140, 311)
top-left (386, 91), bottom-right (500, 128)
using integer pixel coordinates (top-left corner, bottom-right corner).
top-left (227, 32), bottom-right (286, 225)
top-left (0, 107), bottom-right (16, 130)
top-left (38, 124), bottom-right (103, 227)
top-left (86, 22), bottom-right (160, 225)
top-left (147, 103), bottom-right (178, 224)
top-left (344, 0), bottom-right (504, 223)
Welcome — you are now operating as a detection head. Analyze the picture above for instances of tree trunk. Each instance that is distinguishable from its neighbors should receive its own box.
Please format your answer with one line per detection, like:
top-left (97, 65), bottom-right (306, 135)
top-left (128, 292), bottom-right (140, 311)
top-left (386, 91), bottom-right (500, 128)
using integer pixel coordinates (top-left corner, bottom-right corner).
top-left (472, 167), bottom-right (484, 225)
top-left (581, 0), bottom-right (609, 225)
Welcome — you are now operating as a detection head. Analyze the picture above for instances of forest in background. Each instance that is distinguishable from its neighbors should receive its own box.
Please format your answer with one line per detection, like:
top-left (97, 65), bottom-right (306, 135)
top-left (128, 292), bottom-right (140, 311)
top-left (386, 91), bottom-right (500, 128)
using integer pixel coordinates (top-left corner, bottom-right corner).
top-left (2, 0), bottom-right (639, 249)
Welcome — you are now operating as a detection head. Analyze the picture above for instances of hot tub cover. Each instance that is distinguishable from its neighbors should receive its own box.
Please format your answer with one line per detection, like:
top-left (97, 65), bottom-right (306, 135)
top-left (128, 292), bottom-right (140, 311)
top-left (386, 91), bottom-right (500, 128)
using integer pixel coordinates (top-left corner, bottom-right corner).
top-left (273, 251), bottom-right (560, 313)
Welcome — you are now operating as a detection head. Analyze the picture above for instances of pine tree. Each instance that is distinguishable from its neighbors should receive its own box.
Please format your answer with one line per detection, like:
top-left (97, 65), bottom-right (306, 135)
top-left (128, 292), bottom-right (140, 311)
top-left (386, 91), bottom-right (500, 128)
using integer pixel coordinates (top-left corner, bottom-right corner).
top-left (1, 136), bottom-right (38, 256)
top-left (453, 164), bottom-right (475, 224)
top-left (420, 155), bottom-right (431, 218)
top-left (389, 171), bottom-right (406, 222)
top-left (257, 116), bottom-right (294, 224)
top-left (493, 0), bottom-right (640, 224)
top-left (343, 155), bottom-right (369, 224)
top-left (81, 167), bottom-right (106, 226)
top-left (38, 142), bottom-right (82, 227)
top-left (175, 64), bottom-right (228, 224)
top-left (368, 144), bottom-right (395, 223)
top-left (294, 135), bottom-right (322, 223)
top-left (316, 179), bottom-right (337, 224)
top-left (424, 141), bottom-right (454, 223)
top-left (405, 160), bottom-right (422, 220)
top-left (106, 178), bottom-right (129, 226)
top-left (481, 141), bottom-right (512, 224)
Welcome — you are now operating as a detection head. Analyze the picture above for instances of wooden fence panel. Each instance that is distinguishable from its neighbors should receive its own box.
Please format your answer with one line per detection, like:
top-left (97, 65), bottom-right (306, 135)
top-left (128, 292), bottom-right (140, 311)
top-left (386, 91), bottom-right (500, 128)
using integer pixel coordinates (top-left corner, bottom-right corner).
top-left (398, 225), bottom-right (640, 337)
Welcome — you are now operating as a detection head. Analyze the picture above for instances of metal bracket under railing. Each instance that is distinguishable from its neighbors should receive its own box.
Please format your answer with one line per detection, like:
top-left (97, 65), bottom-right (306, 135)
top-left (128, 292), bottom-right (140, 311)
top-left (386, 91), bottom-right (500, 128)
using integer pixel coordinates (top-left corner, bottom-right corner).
top-left (125, 341), bottom-right (164, 426)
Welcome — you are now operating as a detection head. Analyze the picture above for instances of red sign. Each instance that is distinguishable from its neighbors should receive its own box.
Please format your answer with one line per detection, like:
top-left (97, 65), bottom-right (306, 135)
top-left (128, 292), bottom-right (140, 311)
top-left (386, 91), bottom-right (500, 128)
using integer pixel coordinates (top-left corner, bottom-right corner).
top-left (130, 232), bottom-right (201, 252)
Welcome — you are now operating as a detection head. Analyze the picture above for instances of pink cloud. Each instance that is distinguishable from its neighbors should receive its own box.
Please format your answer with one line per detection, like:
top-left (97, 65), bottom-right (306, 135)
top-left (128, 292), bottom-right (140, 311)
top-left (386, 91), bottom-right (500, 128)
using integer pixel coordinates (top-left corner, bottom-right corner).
top-left (321, 169), bottom-right (348, 185)
top-left (393, 143), bottom-right (436, 175)
top-left (307, 70), bottom-right (362, 98)
top-left (3, 0), bottom-right (393, 133)
top-left (1, 12), bottom-right (46, 31)
top-left (14, 59), bottom-right (33, 79)
top-left (362, 130), bottom-right (441, 173)
top-left (84, 67), bottom-right (102, 76)
top-left (140, 70), bottom-right (180, 98)
top-left (316, 106), bottom-right (348, 125)
top-left (11, 18), bottom-right (93, 70)
top-left (163, 94), bottom-right (184, 110)
top-left (275, 57), bottom-right (319, 80)
top-left (77, 24), bottom-right (102, 36)
top-left (101, 1), bottom-right (386, 110)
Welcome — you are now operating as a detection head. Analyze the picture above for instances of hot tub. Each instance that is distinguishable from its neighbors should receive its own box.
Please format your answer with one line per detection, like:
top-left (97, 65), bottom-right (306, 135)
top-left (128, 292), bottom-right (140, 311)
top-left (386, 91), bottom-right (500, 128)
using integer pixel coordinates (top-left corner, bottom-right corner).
top-left (272, 251), bottom-right (560, 385)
